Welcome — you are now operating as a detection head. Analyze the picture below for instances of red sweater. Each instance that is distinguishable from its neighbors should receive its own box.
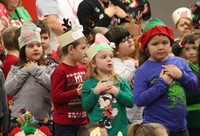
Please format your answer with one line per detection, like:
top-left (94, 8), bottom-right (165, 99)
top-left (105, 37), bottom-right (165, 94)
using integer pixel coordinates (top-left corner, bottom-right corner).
top-left (3, 54), bottom-right (19, 79)
top-left (51, 62), bottom-right (88, 125)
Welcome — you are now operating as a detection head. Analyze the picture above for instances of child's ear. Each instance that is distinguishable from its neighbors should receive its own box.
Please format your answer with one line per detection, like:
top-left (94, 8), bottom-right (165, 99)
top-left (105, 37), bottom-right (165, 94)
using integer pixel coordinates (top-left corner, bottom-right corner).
top-left (68, 44), bottom-right (74, 54)
top-left (90, 60), bottom-right (96, 68)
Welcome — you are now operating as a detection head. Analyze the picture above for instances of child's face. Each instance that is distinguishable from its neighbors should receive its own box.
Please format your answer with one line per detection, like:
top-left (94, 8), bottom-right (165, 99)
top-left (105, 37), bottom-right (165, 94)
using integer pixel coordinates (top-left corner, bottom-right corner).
top-left (93, 48), bottom-right (114, 74)
top-left (183, 43), bottom-right (198, 64)
top-left (40, 33), bottom-right (50, 53)
top-left (147, 35), bottom-right (171, 62)
top-left (25, 41), bottom-right (43, 62)
top-left (117, 35), bottom-right (135, 57)
top-left (71, 39), bottom-right (88, 64)
top-left (176, 18), bottom-right (192, 39)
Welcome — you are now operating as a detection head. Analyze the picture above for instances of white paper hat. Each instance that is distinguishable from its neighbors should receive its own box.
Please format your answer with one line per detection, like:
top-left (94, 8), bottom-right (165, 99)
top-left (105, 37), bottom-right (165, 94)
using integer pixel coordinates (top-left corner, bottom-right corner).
top-left (57, 19), bottom-right (85, 48)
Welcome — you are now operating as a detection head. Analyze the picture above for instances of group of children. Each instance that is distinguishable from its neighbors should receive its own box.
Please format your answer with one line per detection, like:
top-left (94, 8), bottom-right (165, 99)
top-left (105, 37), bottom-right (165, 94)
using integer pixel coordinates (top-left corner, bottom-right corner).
top-left (0, 4), bottom-right (199, 136)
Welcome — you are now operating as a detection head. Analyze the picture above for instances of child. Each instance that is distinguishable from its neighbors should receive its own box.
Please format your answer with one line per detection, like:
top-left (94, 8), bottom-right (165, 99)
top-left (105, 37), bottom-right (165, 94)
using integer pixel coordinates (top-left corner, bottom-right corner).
top-left (134, 18), bottom-right (198, 136)
top-left (32, 20), bottom-right (59, 62)
top-left (172, 7), bottom-right (193, 41)
top-left (128, 122), bottom-right (168, 136)
top-left (179, 30), bottom-right (200, 136)
top-left (77, 123), bottom-right (108, 136)
top-left (1, 26), bottom-right (20, 79)
top-left (4, 21), bottom-right (57, 129)
top-left (104, 27), bottom-right (143, 123)
top-left (82, 33), bottom-right (134, 136)
top-left (51, 23), bottom-right (88, 136)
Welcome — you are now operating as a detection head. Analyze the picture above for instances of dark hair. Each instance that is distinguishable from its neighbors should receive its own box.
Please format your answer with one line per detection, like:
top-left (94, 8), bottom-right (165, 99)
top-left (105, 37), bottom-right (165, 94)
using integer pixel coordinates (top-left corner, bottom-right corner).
top-left (182, 30), bottom-right (200, 45)
top-left (171, 40), bottom-right (183, 56)
top-left (16, 46), bottom-right (46, 67)
top-left (2, 26), bottom-right (20, 51)
top-left (32, 20), bottom-right (50, 36)
top-left (104, 27), bottom-right (130, 51)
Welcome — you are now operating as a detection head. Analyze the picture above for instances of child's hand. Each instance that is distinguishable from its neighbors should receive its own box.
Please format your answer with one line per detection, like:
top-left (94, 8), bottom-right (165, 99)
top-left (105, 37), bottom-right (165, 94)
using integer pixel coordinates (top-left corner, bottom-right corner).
top-left (104, 4), bottom-right (117, 17)
top-left (162, 65), bottom-right (182, 79)
top-left (105, 85), bottom-right (119, 96)
top-left (93, 80), bottom-right (114, 94)
top-left (77, 84), bottom-right (83, 96)
top-left (159, 69), bottom-right (173, 85)
top-left (114, 6), bottom-right (127, 18)
top-left (24, 61), bottom-right (37, 69)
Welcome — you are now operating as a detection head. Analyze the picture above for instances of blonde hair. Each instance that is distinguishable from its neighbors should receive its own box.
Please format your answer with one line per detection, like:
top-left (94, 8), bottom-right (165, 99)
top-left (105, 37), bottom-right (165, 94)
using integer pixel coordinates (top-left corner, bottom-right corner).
top-left (85, 57), bottom-right (120, 83)
top-left (128, 122), bottom-right (168, 136)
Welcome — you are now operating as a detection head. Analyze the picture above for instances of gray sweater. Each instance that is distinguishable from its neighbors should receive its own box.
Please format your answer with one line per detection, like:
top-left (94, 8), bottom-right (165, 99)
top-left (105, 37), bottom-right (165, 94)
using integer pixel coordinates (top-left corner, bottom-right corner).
top-left (4, 63), bottom-right (57, 121)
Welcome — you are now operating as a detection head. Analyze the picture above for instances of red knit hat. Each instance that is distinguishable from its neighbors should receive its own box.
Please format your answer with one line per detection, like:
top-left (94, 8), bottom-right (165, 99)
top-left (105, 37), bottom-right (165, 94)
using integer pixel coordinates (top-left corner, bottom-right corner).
top-left (138, 18), bottom-right (174, 51)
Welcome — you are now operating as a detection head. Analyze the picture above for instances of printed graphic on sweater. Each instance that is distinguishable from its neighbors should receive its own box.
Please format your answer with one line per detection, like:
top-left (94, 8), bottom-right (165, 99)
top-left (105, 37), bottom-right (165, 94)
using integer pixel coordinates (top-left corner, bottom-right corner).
top-left (151, 77), bottom-right (186, 109)
top-left (98, 94), bottom-right (118, 129)
top-left (66, 71), bottom-right (87, 119)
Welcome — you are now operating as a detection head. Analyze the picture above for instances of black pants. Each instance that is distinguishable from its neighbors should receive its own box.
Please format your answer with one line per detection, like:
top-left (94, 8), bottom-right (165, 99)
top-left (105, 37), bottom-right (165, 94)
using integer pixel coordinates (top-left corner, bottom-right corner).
top-left (170, 129), bottom-right (189, 136)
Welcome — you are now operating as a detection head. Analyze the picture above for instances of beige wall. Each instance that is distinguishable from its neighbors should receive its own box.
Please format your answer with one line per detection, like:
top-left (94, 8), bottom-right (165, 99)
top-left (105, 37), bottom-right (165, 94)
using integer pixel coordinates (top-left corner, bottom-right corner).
top-left (149, 0), bottom-right (197, 37)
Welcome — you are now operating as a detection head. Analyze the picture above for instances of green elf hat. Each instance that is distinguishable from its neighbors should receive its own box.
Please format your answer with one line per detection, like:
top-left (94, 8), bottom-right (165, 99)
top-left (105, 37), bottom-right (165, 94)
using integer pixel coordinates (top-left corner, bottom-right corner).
top-left (18, 21), bottom-right (41, 48)
top-left (87, 33), bottom-right (115, 62)
top-left (57, 18), bottom-right (85, 48)
top-left (138, 18), bottom-right (174, 51)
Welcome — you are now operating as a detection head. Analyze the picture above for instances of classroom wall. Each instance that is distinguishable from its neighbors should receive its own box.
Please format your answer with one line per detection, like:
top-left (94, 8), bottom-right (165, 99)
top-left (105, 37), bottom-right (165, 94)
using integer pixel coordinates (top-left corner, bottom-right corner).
top-left (149, 0), bottom-right (197, 37)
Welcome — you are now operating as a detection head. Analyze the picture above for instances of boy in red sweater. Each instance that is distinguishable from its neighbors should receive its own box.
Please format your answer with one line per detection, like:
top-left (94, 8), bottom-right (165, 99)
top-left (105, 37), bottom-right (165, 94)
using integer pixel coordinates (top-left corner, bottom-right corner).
top-left (51, 22), bottom-right (88, 136)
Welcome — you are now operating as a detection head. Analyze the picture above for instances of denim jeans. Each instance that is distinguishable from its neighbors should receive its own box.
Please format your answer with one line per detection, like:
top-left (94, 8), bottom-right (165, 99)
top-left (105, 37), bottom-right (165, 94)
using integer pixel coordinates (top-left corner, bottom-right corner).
top-left (54, 123), bottom-right (81, 136)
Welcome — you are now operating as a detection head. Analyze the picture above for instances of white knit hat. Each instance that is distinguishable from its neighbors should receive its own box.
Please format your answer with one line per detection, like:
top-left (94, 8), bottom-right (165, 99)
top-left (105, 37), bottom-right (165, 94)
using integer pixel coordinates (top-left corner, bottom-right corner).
top-left (172, 7), bottom-right (192, 25)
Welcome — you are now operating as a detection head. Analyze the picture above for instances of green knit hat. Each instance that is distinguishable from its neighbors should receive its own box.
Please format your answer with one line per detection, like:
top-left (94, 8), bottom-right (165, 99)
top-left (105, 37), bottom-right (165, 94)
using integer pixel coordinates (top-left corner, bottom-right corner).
top-left (143, 18), bottom-right (166, 33)
top-left (139, 18), bottom-right (174, 50)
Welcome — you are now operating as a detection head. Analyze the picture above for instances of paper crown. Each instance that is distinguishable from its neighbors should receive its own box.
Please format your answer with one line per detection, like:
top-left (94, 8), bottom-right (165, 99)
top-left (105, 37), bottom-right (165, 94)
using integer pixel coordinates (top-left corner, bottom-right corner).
top-left (57, 19), bottom-right (85, 48)
top-left (172, 7), bottom-right (192, 25)
top-left (18, 21), bottom-right (41, 47)
top-left (138, 18), bottom-right (174, 50)
top-left (86, 33), bottom-right (114, 61)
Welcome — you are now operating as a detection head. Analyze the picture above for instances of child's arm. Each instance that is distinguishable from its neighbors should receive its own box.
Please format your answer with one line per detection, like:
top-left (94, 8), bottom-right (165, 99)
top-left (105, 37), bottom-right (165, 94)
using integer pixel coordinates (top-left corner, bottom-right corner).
top-left (134, 69), bottom-right (171, 107)
top-left (162, 64), bottom-right (199, 92)
top-left (82, 80), bottom-right (114, 112)
top-left (30, 63), bottom-right (57, 91)
top-left (4, 66), bottom-right (30, 96)
top-left (107, 78), bottom-right (134, 108)
top-left (51, 69), bottom-right (79, 105)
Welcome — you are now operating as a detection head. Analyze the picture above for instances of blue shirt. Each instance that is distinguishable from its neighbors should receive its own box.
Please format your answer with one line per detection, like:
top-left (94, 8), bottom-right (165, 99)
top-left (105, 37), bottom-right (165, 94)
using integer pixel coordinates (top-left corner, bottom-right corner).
top-left (134, 56), bottom-right (198, 132)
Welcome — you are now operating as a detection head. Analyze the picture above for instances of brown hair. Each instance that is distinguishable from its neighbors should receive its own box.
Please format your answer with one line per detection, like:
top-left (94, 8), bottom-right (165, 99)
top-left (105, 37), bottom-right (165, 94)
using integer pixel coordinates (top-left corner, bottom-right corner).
top-left (77, 123), bottom-right (105, 136)
top-left (2, 26), bottom-right (20, 51)
top-left (16, 45), bottom-right (46, 67)
top-left (61, 37), bottom-right (86, 56)
top-left (128, 123), bottom-right (168, 136)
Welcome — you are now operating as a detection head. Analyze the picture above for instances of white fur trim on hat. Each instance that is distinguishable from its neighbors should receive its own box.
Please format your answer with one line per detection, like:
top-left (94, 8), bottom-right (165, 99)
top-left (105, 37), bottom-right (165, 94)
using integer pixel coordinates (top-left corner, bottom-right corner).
top-left (172, 7), bottom-right (192, 25)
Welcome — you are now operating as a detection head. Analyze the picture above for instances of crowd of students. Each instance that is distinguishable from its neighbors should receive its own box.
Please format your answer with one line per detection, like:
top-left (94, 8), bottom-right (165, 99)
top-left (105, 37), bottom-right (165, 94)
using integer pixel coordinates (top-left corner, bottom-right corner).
top-left (0, 0), bottom-right (200, 136)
